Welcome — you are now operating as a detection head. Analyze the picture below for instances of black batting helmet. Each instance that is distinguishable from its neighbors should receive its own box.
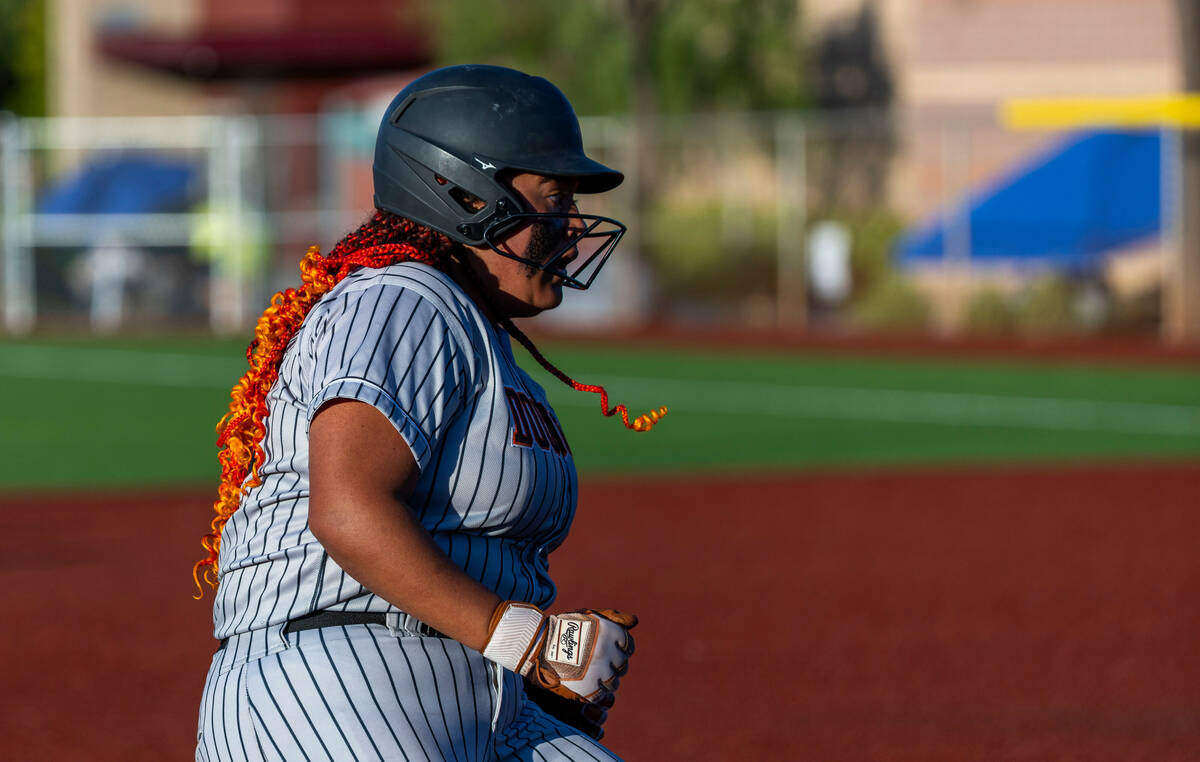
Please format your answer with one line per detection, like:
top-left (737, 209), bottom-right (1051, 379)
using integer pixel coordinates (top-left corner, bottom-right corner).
top-left (372, 65), bottom-right (626, 290)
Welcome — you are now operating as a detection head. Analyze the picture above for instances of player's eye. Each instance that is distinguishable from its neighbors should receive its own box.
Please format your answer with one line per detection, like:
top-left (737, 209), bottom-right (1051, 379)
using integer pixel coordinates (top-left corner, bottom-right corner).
top-left (546, 193), bottom-right (570, 212)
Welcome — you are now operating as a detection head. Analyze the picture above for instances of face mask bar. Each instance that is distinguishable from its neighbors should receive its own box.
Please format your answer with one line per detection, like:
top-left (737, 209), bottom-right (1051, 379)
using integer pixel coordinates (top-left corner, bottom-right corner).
top-left (482, 211), bottom-right (627, 290)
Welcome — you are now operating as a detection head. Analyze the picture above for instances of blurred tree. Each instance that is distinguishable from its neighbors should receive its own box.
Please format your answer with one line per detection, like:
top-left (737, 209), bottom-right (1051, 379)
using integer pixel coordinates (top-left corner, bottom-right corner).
top-left (808, 3), bottom-right (894, 212)
top-left (963, 287), bottom-right (1017, 336)
top-left (0, 0), bottom-right (45, 116)
top-left (853, 275), bottom-right (930, 334)
top-left (432, 0), bottom-right (629, 114)
top-left (432, 0), bottom-right (808, 321)
top-left (1016, 275), bottom-right (1079, 336)
top-left (431, 0), bottom-right (807, 115)
top-left (652, 0), bottom-right (807, 113)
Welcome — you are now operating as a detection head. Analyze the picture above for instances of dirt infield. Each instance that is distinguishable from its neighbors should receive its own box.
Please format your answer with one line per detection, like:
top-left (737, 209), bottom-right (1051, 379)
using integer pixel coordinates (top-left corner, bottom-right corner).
top-left (539, 325), bottom-right (1200, 368)
top-left (4, 462), bottom-right (1199, 760)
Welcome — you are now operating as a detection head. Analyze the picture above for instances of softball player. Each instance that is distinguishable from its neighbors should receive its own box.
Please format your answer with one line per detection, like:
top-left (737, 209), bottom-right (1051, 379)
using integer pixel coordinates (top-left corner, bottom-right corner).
top-left (193, 65), bottom-right (663, 761)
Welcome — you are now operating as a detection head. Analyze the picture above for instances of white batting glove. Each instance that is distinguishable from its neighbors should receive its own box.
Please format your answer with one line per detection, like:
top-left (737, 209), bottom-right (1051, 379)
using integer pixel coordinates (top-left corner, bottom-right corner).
top-left (481, 601), bottom-right (637, 703)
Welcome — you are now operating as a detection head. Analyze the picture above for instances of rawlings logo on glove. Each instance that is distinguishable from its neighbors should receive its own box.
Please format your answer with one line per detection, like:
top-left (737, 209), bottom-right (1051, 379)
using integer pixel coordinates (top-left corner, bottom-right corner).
top-left (548, 618), bottom-right (586, 666)
top-left (481, 601), bottom-right (637, 704)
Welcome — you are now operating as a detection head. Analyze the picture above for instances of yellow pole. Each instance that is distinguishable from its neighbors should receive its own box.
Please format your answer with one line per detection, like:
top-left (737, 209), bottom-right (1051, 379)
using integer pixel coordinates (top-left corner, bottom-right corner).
top-left (1001, 94), bottom-right (1200, 130)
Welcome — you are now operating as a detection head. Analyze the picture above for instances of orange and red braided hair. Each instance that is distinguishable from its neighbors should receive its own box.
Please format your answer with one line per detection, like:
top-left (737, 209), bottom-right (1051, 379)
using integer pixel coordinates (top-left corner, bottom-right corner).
top-left (193, 209), bottom-right (666, 596)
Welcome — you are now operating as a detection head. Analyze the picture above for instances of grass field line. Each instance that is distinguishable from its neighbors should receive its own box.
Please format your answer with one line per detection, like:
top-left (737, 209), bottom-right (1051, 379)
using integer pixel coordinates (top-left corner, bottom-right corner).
top-left (3, 344), bottom-right (1198, 437)
top-left (0, 344), bottom-right (242, 388)
top-left (546, 374), bottom-right (1200, 438)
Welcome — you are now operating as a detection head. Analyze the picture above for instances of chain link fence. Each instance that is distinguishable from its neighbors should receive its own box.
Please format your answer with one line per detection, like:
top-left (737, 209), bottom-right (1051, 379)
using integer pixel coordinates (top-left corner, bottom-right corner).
top-left (0, 107), bottom-right (1173, 337)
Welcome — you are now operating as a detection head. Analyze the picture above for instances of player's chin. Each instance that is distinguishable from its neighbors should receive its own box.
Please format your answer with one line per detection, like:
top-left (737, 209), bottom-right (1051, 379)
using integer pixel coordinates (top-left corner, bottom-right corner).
top-left (539, 278), bottom-right (565, 310)
top-left (508, 276), bottom-right (563, 317)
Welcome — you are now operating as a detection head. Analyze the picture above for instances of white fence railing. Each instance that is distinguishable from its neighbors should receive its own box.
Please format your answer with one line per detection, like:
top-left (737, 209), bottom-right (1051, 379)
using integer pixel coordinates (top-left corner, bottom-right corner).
top-left (0, 109), bottom-right (1174, 337)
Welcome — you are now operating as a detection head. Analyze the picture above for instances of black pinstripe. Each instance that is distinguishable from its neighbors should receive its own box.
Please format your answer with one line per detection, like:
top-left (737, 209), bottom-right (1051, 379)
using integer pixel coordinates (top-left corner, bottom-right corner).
top-left (199, 626), bottom-right (620, 761)
top-left (295, 645), bottom-right (361, 759)
top-left (253, 659), bottom-right (311, 760)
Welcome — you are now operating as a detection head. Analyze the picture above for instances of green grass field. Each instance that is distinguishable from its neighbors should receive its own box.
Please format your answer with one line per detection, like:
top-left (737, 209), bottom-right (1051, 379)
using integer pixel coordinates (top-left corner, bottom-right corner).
top-left (2, 336), bottom-right (1199, 489)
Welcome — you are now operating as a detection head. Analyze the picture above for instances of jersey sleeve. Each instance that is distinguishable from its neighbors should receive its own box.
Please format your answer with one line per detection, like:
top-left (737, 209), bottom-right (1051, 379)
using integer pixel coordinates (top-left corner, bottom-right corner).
top-left (305, 282), bottom-right (476, 472)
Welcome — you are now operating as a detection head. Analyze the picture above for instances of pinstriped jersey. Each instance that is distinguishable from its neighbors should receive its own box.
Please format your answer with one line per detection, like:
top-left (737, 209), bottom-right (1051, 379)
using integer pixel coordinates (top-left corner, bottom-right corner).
top-left (212, 262), bottom-right (577, 640)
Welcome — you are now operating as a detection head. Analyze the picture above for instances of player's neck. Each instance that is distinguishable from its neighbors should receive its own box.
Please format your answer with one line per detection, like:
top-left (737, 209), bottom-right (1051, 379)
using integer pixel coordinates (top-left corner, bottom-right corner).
top-left (447, 255), bottom-right (507, 327)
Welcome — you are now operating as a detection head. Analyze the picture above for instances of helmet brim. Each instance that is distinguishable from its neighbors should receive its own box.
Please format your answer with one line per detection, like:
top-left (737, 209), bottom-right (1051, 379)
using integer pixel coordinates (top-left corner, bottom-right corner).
top-left (507, 153), bottom-right (623, 194)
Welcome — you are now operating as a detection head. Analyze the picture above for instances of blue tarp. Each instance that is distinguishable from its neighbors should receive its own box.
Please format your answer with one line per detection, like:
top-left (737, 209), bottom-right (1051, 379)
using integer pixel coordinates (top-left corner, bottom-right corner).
top-left (895, 130), bottom-right (1163, 272)
top-left (38, 154), bottom-right (197, 215)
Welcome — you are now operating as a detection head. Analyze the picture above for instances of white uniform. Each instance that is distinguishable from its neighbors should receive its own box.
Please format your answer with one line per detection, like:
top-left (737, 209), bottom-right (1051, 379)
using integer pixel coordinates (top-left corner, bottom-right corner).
top-left (196, 262), bottom-right (618, 761)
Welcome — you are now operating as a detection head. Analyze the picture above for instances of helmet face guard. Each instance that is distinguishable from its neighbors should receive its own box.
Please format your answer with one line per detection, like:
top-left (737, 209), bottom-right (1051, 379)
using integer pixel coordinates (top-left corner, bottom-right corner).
top-left (372, 65), bottom-right (625, 291)
top-left (481, 210), bottom-right (626, 290)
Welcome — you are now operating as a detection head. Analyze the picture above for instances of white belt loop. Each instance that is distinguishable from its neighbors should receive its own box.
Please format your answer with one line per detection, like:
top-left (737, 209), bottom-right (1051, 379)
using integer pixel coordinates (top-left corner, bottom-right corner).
top-left (385, 611), bottom-right (405, 638)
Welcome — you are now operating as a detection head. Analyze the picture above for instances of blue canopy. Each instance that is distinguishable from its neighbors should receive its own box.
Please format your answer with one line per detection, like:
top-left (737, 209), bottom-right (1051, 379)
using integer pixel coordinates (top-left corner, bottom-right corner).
top-left (895, 130), bottom-right (1163, 272)
top-left (38, 154), bottom-right (197, 215)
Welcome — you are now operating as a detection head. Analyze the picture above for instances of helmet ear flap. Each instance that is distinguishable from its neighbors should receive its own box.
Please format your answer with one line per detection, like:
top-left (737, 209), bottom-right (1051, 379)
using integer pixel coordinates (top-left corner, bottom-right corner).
top-left (374, 128), bottom-right (522, 247)
top-left (373, 151), bottom-right (465, 234)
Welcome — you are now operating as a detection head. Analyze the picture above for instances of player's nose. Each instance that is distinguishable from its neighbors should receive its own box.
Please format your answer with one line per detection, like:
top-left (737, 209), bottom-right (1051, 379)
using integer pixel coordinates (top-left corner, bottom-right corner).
top-left (559, 204), bottom-right (585, 263)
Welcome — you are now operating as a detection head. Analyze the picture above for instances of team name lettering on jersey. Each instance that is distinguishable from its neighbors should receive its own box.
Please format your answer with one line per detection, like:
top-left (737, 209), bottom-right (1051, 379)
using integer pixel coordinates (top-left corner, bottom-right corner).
top-left (504, 386), bottom-right (571, 456)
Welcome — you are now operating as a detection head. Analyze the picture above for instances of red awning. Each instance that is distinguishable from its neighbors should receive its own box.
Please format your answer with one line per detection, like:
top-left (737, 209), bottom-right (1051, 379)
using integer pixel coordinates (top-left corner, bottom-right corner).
top-left (98, 27), bottom-right (432, 80)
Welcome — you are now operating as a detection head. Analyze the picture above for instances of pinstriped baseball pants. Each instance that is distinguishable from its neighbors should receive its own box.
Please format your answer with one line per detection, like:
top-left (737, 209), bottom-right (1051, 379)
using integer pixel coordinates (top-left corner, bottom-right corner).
top-left (196, 623), bottom-right (622, 761)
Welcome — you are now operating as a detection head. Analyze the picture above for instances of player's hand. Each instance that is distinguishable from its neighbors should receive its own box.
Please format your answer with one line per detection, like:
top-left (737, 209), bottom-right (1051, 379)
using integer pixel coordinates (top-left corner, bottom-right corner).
top-left (481, 601), bottom-right (637, 704)
top-left (528, 607), bottom-right (637, 703)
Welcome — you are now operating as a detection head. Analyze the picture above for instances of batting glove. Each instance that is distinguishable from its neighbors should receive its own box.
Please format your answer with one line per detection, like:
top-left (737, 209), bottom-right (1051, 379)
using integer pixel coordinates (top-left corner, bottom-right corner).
top-left (481, 600), bottom-right (637, 704)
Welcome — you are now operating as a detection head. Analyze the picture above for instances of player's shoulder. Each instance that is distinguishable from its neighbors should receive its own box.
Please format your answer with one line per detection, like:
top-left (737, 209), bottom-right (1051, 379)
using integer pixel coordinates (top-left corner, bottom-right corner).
top-left (340, 261), bottom-right (465, 309)
top-left (317, 262), bottom-right (482, 340)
